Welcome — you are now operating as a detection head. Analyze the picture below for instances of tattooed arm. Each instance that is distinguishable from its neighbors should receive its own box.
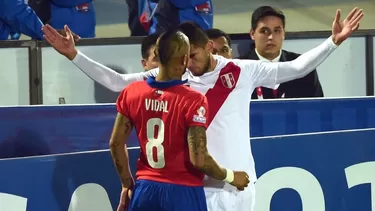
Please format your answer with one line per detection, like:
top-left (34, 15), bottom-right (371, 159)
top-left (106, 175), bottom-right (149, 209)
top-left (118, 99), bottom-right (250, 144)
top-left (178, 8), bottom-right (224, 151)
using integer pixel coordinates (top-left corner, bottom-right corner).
top-left (109, 113), bottom-right (134, 188)
top-left (187, 126), bottom-right (227, 180)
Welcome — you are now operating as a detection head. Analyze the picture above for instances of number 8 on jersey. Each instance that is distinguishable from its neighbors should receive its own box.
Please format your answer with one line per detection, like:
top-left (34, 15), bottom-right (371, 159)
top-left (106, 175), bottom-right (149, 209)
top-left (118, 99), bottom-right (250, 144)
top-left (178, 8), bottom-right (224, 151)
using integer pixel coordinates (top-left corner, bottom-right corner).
top-left (146, 118), bottom-right (165, 168)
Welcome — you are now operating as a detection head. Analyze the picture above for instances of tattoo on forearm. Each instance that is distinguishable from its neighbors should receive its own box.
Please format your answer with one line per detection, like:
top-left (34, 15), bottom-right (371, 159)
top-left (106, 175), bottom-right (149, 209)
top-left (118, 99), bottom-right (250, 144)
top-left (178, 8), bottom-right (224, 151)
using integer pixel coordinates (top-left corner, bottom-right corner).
top-left (188, 126), bottom-right (226, 180)
top-left (111, 141), bottom-right (124, 175)
top-left (110, 115), bottom-right (134, 187)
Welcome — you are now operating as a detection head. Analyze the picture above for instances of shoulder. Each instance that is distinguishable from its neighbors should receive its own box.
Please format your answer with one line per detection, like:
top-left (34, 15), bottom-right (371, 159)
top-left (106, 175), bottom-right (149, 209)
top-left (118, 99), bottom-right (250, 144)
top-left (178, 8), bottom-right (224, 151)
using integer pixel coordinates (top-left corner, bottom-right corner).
top-left (282, 49), bottom-right (301, 60)
top-left (239, 47), bottom-right (258, 59)
top-left (121, 81), bottom-right (147, 95)
top-left (228, 58), bottom-right (260, 72)
top-left (180, 85), bottom-right (204, 97)
top-left (213, 55), bottom-right (244, 70)
top-left (177, 86), bottom-right (206, 102)
top-left (126, 80), bottom-right (146, 89)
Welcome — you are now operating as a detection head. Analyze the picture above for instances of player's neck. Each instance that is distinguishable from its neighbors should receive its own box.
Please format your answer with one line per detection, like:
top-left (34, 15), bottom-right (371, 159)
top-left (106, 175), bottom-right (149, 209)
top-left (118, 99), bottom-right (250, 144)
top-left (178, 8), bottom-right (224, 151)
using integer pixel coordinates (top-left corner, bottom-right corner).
top-left (207, 53), bottom-right (217, 73)
top-left (156, 67), bottom-right (182, 81)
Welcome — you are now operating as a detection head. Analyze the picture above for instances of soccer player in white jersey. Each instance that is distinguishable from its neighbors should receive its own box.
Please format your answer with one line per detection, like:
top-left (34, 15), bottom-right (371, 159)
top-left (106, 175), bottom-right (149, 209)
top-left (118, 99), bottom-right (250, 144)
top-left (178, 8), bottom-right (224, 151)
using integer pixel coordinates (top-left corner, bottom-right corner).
top-left (42, 7), bottom-right (363, 211)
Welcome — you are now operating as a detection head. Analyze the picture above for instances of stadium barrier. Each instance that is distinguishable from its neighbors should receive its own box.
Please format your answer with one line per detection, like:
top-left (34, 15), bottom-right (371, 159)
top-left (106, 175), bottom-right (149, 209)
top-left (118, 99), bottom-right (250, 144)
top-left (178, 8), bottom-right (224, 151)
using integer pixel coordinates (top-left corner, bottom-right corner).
top-left (1, 129), bottom-right (374, 211)
top-left (0, 97), bottom-right (375, 210)
top-left (1, 97), bottom-right (375, 158)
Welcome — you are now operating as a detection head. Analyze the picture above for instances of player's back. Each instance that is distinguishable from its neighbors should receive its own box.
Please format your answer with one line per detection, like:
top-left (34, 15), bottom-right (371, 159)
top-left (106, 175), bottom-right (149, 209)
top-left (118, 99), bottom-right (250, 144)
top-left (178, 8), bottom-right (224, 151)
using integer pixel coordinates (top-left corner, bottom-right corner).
top-left (120, 78), bottom-right (208, 187)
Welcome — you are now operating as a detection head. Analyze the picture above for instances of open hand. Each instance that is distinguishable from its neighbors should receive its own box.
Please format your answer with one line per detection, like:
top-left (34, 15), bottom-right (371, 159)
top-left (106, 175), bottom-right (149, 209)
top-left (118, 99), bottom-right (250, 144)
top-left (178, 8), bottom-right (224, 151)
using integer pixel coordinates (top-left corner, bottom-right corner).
top-left (42, 24), bottom-right (78, 60)
top-left (332, 7), bottom-right (364, 45)
top-left (56, 29), bottom-right (81, 42)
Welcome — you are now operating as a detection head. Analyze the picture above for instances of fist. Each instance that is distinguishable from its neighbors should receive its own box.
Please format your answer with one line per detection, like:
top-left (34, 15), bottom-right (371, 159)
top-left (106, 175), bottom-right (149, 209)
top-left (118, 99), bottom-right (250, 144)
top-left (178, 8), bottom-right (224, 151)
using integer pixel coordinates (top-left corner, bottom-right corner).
top-left (230, 171), bottom-right (250, 191)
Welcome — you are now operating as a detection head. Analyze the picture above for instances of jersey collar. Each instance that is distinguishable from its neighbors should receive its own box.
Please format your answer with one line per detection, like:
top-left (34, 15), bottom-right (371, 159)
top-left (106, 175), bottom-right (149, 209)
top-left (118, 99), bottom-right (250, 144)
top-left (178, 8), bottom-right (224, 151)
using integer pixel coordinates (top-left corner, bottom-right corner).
top-left (146, 76), bottom-right (188, 89)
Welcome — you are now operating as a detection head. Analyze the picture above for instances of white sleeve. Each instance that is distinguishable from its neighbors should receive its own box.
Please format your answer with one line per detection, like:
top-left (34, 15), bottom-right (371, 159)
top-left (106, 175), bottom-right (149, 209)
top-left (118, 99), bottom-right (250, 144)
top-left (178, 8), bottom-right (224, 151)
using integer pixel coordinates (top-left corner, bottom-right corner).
top-left (72, 51), bottom-right (159, 92)
top-left (242, 36), bottom-right (338, 89)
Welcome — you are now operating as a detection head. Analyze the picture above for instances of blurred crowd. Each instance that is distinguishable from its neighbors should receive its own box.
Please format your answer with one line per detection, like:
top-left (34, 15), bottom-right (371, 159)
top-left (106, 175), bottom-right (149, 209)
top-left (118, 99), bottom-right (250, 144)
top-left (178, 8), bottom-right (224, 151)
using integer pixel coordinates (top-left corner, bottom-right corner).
top-left (0, 0), bottom-right (323, 99)
top-left (0, 0), bottom-right (213, 39)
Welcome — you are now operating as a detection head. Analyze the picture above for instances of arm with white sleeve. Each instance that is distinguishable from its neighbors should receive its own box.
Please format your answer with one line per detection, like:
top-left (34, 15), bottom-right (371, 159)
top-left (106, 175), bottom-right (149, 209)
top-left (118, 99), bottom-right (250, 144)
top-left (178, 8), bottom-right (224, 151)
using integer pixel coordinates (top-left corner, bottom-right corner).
top-left (71, 51), bottom-right (159, 92)
top-left (240, 36), bottom-right (338, 89)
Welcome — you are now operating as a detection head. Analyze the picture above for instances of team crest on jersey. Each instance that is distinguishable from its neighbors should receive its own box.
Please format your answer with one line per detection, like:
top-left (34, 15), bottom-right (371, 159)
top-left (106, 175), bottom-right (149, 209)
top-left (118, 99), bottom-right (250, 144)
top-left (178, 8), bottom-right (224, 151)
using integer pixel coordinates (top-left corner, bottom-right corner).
top-left (155, 90), bottom-right (163, 95)
top-left (220, 73), bottom-right (236, 89)
top-left (193, 106), bottom-right (206, 124)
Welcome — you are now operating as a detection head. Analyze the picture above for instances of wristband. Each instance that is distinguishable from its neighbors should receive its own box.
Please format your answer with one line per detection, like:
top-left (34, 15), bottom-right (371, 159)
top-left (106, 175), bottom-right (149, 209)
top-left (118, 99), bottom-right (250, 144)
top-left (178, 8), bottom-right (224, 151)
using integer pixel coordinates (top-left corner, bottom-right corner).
top-left (223, 169), bottom-right (234, 183)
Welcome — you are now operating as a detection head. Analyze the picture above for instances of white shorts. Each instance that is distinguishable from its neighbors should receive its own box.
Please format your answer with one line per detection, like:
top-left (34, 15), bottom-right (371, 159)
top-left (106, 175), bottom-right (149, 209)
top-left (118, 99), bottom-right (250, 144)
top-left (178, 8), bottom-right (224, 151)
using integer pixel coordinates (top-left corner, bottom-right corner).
top-left (204, 182), bottom-right (256, 211)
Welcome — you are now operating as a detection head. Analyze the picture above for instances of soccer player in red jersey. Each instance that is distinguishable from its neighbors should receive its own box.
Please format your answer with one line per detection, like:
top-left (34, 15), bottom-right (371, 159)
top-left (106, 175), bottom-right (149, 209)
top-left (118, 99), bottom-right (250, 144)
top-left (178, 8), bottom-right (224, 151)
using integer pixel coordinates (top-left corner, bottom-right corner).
top-left (109, 29), bottom-right (250, 211)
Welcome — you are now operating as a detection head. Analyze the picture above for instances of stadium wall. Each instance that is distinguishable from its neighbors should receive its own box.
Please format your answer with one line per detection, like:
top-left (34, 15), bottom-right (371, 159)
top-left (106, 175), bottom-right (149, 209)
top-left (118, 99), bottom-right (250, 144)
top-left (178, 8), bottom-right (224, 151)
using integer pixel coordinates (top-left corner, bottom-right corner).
top-left (0, 98), bottom-right (375, 210)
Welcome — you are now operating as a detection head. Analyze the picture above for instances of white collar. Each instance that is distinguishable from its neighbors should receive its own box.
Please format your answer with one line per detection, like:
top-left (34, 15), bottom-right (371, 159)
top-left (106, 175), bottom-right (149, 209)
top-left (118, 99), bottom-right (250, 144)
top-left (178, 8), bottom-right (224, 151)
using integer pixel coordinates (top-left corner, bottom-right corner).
top-left (255, 49), bottom-right (282, 62)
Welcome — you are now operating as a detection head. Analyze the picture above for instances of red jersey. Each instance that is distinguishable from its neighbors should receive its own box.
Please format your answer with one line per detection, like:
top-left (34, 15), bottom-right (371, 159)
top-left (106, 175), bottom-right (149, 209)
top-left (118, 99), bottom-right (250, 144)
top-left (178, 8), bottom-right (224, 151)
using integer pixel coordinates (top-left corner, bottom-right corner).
top-left (116, 77), bottom-right (209, 187)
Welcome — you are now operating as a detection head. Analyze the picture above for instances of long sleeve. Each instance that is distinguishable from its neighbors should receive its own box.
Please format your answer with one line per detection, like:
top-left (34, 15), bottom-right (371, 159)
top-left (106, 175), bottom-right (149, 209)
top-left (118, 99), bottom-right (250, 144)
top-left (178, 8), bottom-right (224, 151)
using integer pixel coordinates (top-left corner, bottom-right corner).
top-left (72, 51), bottom-right (159, 92)
top-left (240, 36), bottom-right (337, 89)
top-left (4, 0), bottom-right (44, 40)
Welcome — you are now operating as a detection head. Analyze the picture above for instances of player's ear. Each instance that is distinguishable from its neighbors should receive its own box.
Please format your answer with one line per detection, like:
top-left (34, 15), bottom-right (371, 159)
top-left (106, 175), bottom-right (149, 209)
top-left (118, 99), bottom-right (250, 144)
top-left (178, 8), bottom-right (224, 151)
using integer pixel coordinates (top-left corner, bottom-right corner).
top-left (180, 54), bottom-right (186, 66)
top-left (141, 59), bottom-right (147, 69)
top-left (250, 29), bottom-right (255, 40)
top-left (206, 40), bottom-right (214, 53)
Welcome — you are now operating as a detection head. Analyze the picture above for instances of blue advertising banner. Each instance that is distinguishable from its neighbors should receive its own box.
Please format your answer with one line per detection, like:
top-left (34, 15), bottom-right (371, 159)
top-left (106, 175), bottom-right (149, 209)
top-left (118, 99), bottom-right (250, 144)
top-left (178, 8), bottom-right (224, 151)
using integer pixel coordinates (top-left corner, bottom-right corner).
top-left (0, 129), bottom-right (374, 211)
top-left (1, 97), bottom-right (375, 158)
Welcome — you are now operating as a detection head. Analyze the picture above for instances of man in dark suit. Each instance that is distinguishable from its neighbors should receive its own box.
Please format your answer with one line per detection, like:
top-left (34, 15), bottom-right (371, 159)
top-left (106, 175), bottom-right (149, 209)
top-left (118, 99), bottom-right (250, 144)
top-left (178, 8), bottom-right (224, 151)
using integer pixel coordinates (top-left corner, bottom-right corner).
top-left (241, 6), bottom-right (324, 99)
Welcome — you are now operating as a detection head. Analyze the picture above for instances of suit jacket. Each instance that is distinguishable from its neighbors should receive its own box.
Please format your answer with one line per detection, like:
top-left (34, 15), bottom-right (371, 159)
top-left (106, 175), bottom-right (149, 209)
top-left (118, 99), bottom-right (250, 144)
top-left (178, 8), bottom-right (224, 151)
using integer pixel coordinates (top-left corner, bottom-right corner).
top-left (241, 48), bottom-right (324, 99)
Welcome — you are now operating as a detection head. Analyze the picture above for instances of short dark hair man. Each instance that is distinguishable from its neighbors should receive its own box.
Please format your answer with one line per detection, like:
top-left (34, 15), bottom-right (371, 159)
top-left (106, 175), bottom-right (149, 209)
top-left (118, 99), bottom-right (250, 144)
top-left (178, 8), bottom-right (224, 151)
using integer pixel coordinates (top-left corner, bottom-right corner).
top-left (141, 33), bottom-right (160, 71)
top-left (205, 28), bottom-right (232, 58)
top-left (242, 6), bottom-right (324, 99)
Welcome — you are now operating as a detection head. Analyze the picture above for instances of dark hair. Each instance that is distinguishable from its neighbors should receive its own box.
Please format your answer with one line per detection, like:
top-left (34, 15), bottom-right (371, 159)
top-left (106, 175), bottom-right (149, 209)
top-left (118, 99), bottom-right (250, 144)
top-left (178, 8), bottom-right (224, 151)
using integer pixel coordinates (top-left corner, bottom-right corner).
top-left (177, 21), bottom-right (209, 47)
top-left (141, 33), bottom-right (159, 59)
top-left (156, 29), bottom-right (188, 66)
top-left (251, 6), bottom-right (285, 30)
top-left (205, 28), bottom-right (231, 46)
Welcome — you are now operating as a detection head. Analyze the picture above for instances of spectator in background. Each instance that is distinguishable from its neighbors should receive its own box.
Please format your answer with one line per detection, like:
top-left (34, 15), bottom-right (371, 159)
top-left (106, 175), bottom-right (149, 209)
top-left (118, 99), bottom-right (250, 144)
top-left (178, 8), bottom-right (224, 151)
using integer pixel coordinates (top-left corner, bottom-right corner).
top-left (141, 33), bottom-right (159, 70)
top-left (241, 6), bottom-right (324, 99)
top-left (28, 0), bottom-right (51, 25)
top-left (150, 0), bottom-right (213, 35)
top-left (50, 0), bottom-right (96, 38)
top-left (0, 0), bottom-right (44, 40)
top-left (29, 0), bottom-right (96, 38)
top-left (125, 0), bottom-right (153, 36)
top-left (206, 28), bottom-right (232, 58)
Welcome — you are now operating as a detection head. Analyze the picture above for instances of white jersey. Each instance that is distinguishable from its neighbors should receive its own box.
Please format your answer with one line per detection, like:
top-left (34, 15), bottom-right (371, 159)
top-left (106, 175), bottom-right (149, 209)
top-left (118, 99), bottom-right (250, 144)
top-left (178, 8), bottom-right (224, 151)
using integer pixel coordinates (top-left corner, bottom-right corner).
top-left (72, 37), bottom-right (337, 191)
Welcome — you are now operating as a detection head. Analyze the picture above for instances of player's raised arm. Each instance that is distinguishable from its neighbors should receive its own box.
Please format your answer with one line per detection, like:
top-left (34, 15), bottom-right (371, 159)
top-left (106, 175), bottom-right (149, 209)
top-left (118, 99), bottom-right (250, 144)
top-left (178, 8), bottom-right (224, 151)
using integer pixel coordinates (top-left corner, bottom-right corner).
top-left (42, 24), bottom-right (159, 92)
top-left (241, 7), bottom-right (363, 89)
